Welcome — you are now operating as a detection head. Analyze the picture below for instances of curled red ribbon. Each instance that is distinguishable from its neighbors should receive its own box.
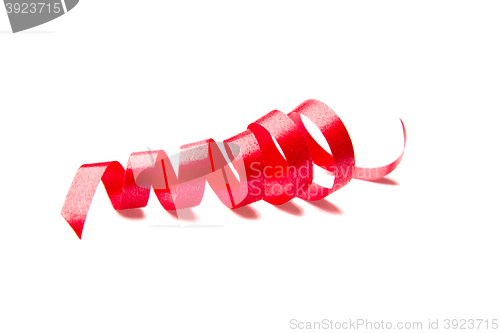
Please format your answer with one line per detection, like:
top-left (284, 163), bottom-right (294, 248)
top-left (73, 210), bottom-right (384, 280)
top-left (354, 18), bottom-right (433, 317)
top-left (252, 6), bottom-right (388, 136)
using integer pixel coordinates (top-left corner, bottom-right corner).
top-left (61, 99), bottom-right (406, 239)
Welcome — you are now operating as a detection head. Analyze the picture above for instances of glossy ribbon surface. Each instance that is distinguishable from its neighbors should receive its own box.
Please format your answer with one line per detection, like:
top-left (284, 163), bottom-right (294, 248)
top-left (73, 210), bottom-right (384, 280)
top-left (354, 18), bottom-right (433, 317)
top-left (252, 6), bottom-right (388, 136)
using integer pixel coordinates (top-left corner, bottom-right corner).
top-left (61, 99), bottom-right (406, 239)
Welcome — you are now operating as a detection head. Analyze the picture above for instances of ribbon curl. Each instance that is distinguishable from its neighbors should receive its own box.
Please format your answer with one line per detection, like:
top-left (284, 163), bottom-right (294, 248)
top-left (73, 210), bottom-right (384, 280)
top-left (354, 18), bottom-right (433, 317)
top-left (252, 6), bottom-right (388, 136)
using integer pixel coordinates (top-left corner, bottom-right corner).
top-left (61, 99), bottom-right (406, 239)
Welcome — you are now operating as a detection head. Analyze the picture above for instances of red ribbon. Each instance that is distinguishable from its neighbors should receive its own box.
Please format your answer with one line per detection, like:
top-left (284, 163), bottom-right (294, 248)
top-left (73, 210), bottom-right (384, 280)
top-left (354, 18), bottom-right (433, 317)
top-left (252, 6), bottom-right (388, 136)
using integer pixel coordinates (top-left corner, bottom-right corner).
top-left (61, 99), bottom-right (406, 239)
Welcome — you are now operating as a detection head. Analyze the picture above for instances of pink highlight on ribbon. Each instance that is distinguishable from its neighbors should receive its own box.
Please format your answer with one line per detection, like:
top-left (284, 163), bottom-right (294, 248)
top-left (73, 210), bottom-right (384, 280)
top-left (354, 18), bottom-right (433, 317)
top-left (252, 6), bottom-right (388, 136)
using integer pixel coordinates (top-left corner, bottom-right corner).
top-left (61, 99), bottom-right (406, 239)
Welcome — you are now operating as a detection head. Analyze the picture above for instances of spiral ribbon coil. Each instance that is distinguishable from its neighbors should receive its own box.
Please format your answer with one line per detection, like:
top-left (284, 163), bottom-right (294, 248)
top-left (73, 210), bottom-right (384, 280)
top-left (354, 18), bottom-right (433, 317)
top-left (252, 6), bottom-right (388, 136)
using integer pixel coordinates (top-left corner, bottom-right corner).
top-left (61, 99), bottom-right (406, 239)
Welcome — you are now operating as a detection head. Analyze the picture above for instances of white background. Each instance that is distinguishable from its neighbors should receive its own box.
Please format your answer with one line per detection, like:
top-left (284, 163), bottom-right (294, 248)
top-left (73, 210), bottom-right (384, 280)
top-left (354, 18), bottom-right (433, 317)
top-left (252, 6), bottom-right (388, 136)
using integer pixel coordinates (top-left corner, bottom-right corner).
top-left (1, 1), bottom-right (499, 332)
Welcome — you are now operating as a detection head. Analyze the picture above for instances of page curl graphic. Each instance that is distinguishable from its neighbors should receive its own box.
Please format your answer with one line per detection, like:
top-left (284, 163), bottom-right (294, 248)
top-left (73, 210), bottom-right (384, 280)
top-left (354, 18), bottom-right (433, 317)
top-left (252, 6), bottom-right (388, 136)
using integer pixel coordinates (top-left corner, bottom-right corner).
top-left (3, 0), bottom-right (79, 33)
top-left (61, 99), bottom-right (406, 239)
